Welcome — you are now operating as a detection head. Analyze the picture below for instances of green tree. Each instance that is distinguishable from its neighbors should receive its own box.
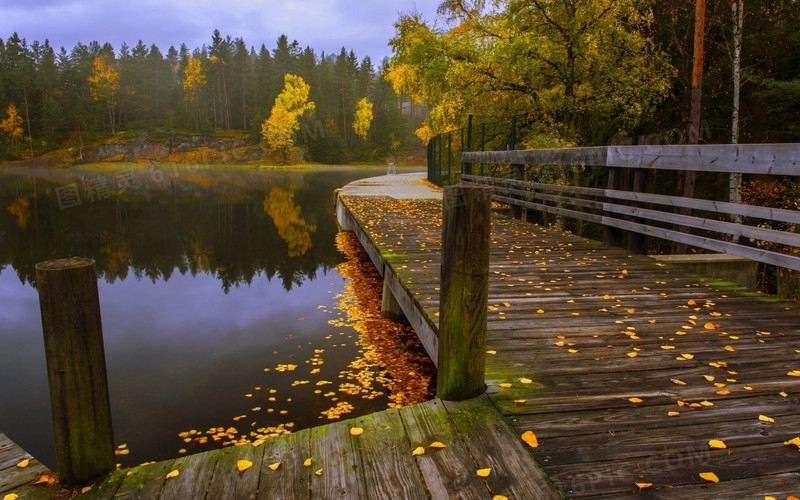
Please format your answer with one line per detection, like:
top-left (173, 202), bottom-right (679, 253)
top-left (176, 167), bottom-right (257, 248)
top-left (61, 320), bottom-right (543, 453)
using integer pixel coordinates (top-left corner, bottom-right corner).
top-left (261, 74), bottom-right (315, 163)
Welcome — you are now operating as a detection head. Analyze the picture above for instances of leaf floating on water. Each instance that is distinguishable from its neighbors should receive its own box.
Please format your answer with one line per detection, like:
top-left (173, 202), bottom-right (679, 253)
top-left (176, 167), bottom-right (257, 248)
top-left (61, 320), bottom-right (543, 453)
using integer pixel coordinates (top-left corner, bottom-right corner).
top-left (166, 470), bottom-right (179, 479)
top-left (699, 471), bottom-right (719, 483)
top-left (412, 446), bottom-right (425, 456)
top-left (708, 439), bottom-right (726, 449)
top-left (349, 427), bottom-right (364, 436)
top-left (521, 430), bottom-right (539, 448)
top-left (476, 468), bottom-right (492, 477)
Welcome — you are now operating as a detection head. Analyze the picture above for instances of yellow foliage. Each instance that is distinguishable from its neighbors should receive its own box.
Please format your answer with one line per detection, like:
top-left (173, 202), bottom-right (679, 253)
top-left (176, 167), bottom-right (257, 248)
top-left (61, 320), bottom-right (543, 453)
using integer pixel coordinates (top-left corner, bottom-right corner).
top-left (6, 196), bottom-right (30, 230)
top-left (261, 74), bottom-right (315, 159)
top-left (88, 54), bottom-right (120, 105)
top-left (182, 56), bottom-right (206, 99)
top-left (263, 186), bottom-right (316, 257)
top-left (353, 97), bottom-right (373, 140)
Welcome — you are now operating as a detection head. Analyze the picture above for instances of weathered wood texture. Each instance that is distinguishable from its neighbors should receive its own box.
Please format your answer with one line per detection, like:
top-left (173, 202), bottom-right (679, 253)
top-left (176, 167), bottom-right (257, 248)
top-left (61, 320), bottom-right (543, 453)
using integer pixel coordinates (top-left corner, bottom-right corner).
top-left (3, 397), bottom-right (557, 499)
top-left (438, 186), bottom-right (491, 400)
top-left (0, 433), bottom-right (58, 499)
top-left (35, 258), bottom-right (116, 485)
top-left (337, 190), bottom-right (800, 498)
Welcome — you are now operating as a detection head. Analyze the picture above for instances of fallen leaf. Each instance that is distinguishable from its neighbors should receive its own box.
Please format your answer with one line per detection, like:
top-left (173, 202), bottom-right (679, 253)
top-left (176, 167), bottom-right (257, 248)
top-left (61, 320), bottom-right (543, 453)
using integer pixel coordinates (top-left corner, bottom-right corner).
top-left (723, 345), bottom-right (735, 352)
top-left (15, 459), bottom-right (29, 468)
top-left (758, 415), bottom-right (775, 423)
top-left (519, 377), bottom-right (533, 384)
top-left (627, 352), bottom-right (638, 358)
top-left (784, 437), bottom-right (800, 449)
top-left (476, 468), bottom-right (492, 477)
top-left (787, 370), bottom-right (800, 377)
top-left (486, 350), bottom-right (497, 355)
top-left (703, 375), bottom-right (715, 381)
top-left (699, 471), bottom-right (719, 483)
top-left (350, 427), bottom-right (364, 436)
top-left (4, 494), bottom-right (19, 500)
top-left (681, 353), bottom-right (695, 359)
top-left (704, 322), bottom-right (718, 330)
top-left (513, 399), bottom-right (527, 405)
top-left (493, 496), bottom-right (509, 500)
top-left (716, 389), bottom-right (731, 395)
top-left (268, 462), bottom-right (281, 471)
top-left (668, 411), bottom-right (680, 417)
top-left (429, 442), bottom-right (447, 448)
top-left (635, 482), bottom-right (653, 490)
top-left (166, 470), bottom-right (179, 479)
top-left (521, 430), bottom-right (539, 448)
top-left (236, 460), bottom-right (253, 472)
top-left (315, 467), bottom-right (323, 476)
top-left (628, 397), bottom-right (643, 403)
top-left (412, 446), bottom-right (425, 456)
top-left (671, 379), bottom-right (687, 386)
top-left (708, 439), bottom-right (726, 449)
top-left (497, 383), bottom-right (512, 388)
top-left (303, 458), bottom-right (313, 467)
top-left (81, 486), bottom-right (93, 494)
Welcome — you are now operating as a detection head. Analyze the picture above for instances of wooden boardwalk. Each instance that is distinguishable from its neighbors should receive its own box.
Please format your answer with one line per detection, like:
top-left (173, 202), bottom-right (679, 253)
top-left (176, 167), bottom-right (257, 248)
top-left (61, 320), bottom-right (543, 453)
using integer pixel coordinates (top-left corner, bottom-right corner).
top-left (1, 397), bottom-right (558, 499)
top-left (336, 173), bottom-right (800, 499)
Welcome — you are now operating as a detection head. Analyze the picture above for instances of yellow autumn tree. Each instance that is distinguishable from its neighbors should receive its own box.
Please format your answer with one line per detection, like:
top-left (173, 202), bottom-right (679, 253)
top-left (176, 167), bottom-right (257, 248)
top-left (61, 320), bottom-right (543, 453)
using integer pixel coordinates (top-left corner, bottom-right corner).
top-left (182, 56), bottom-right (207, 130)
top-left (87, 54), bottom-right (120, 135)
top-left (261, 74), bottom-right (315, 163)
top-left (1, 103), bottom-right (24, 156)
top-left (353, 97), bottom-right (373, 141)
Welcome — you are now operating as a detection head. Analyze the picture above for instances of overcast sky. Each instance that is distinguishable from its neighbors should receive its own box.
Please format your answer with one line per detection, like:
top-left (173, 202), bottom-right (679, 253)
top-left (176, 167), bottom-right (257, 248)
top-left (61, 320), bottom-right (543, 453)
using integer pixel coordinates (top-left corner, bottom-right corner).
top-left (0, 0), bottom-right (441, 63)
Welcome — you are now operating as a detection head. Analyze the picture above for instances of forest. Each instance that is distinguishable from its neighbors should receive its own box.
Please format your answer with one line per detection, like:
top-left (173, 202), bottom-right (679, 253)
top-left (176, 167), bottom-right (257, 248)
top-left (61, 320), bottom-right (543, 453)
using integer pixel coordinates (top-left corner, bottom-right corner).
top-left (1, 0), bottom-right (799, 165)
top-left (0, 30), bottom-right (425, 164)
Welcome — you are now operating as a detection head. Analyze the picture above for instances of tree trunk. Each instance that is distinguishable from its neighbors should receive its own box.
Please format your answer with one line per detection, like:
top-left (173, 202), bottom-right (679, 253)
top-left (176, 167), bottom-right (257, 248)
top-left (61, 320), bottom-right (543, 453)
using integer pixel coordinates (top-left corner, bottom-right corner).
top-left (729, 0), bottom-right (744, 242)
top-left (676, 0), bottom-right (706, 254)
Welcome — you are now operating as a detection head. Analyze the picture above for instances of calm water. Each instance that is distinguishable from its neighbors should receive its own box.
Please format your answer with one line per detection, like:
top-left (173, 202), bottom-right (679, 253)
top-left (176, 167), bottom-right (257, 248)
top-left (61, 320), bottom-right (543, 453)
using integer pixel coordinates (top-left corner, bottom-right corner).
top-left (0, 165), bottom-right (414, 468)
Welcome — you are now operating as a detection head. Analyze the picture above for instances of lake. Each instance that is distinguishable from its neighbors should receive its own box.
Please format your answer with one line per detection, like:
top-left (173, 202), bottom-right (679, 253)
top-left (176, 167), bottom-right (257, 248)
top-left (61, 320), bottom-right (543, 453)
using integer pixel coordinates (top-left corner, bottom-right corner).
top-left (0, 164), bottom-right (433, 469)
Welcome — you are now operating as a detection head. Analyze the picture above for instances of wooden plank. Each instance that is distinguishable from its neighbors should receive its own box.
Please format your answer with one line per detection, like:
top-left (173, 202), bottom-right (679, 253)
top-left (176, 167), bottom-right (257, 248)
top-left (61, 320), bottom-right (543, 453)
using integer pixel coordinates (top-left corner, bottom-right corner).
top-left (205, 444), bottom-right (264, 500)
top-left (383, 265), bottom-right (439, 365)
top-left (78, 468), bottom-right (128, 500)
top-left (159, 449), bottom-right (221, 499)
top-left (310, 419), bottom-right (367, 498)
top-left (112, 459), bottom-right (176, 499)
top-left (399, 399), bottom-right (490, 499)
top-left (443, 395), bottom-right (561, 500)
top-left (463, 146), bottom-right (608, 167)
top-left (0, 434), bottom-right (50, 494)
top-left (352, 409), bottom-right (428, 500)
top-left (256, 428), bottom-right (311, 500)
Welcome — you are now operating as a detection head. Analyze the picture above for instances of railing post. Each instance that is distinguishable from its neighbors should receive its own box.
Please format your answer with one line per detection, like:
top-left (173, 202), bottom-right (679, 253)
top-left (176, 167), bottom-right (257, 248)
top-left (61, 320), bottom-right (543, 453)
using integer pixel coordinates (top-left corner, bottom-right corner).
top-left (463, 116), bottom-right (473, 176)
top-left (437, 185), bottom-right (491, 400)
top-left (35, 258), bottom-right (115, 485)
top-left (627, 168), bottom-right (653, 254)
top-left (510, 163), bottom-right (524, 219)
top-left (603, 167), bottom-right (625, 248)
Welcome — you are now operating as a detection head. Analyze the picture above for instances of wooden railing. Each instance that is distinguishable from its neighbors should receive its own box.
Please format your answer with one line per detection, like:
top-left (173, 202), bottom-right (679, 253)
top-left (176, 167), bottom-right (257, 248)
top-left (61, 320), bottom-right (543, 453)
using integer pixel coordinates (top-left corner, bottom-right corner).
top-left (460, 144), bottom-right (800, 271)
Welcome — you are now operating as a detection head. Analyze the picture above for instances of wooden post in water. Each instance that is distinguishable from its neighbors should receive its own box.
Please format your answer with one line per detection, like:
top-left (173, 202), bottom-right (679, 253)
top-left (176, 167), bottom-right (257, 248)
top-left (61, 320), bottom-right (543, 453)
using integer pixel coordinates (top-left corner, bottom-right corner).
top-left (437, 185), bottom-right (491, 400)
top-left (35, 258), bottom-right (115, 485)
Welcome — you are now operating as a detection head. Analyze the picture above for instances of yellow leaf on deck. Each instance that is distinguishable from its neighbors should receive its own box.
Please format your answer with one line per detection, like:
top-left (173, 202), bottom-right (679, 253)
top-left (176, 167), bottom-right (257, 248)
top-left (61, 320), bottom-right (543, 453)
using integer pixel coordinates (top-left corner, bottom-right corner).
top-left (628, 397), bottom-right (643, 403)
top-left (32, 474), bottom-right (55, 485)
top-left (784, 437), bottom-right (800, 449)
top-left (536, 309), bottom-right (545, 314)
top-left (787, 370), bottom-right (800, 377)
top-left (648, 319), bottom-right (657, 324)
top-left (81, 486), bottom-right (93, 494)
top-left (627, 352), bottom-right (638, 358)
top-left (349, 427), bottom-right (364, 436)
top-left (267, 462), bottom-right (281, 471)
top-left (688, 299), bottom-right (697, 305)
top-left (723, 345), bottom-right (735, 352)
top-left (520, 377), bottom-right (532, 384)
top-left (717, 389), bottom-right (731, 395)
top-left (521, 431), bottom-right (539, 448)
top-left (493, 496), bottom-right (509, 500)
top-left (412, 446), bottom-right (425, 456)
top-left (708, 439), bottom-right (726, 449)
top-left (497, 383), bottom-right (512, 388)
top-left (681, 353), bottom-right (695, 359)
top-left (703, 375), bottom-right (715, 381)
top-left (237, 460), bottom-right (253, 472)
top-left (4, 494), bottom-right (19, 500)
top-left (429, 442), bottom-right (447, 448)
top-left (486, 350), bottom-right (497, 355)
top-left (661, 345), bottom-right (676, 350)
top-left (758, 415), bottom-right (775, 423)
top-left (303, 458), bottom-right (313, 467)
top-left (671, 379), bottom-right (687, 386)
top-left (704, 322), bottom-right (718, 330)
top-left (513, 399), bottom-right (527, 405)
top-left (15, 459), bottom-right (29, 468)
top-left (668, 411), bottom-right (680, 417)
top-left (635, 482), bottom-right (653, 490)
top-left (166, 470), bottom-right (179, 479)
top-left (503, 302), bottom-right (511, 308)
top-left (315, 467), bottom-right (323, 476)
top-left (699, 472), bottom-right (719, 483)
top-left (476, 468), bottom-right (492, 477)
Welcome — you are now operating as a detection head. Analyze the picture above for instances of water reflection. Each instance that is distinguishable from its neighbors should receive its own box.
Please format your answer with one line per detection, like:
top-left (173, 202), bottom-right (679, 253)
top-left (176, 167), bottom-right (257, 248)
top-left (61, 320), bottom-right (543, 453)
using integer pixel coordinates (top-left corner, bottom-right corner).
top-left (0, 165), bottom-right (409, 468)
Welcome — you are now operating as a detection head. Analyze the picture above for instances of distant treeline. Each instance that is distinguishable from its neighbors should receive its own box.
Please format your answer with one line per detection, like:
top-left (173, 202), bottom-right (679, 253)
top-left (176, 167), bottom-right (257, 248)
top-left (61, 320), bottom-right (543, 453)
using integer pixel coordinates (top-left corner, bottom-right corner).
top-left (0, 29), bottom-right (425, 162)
